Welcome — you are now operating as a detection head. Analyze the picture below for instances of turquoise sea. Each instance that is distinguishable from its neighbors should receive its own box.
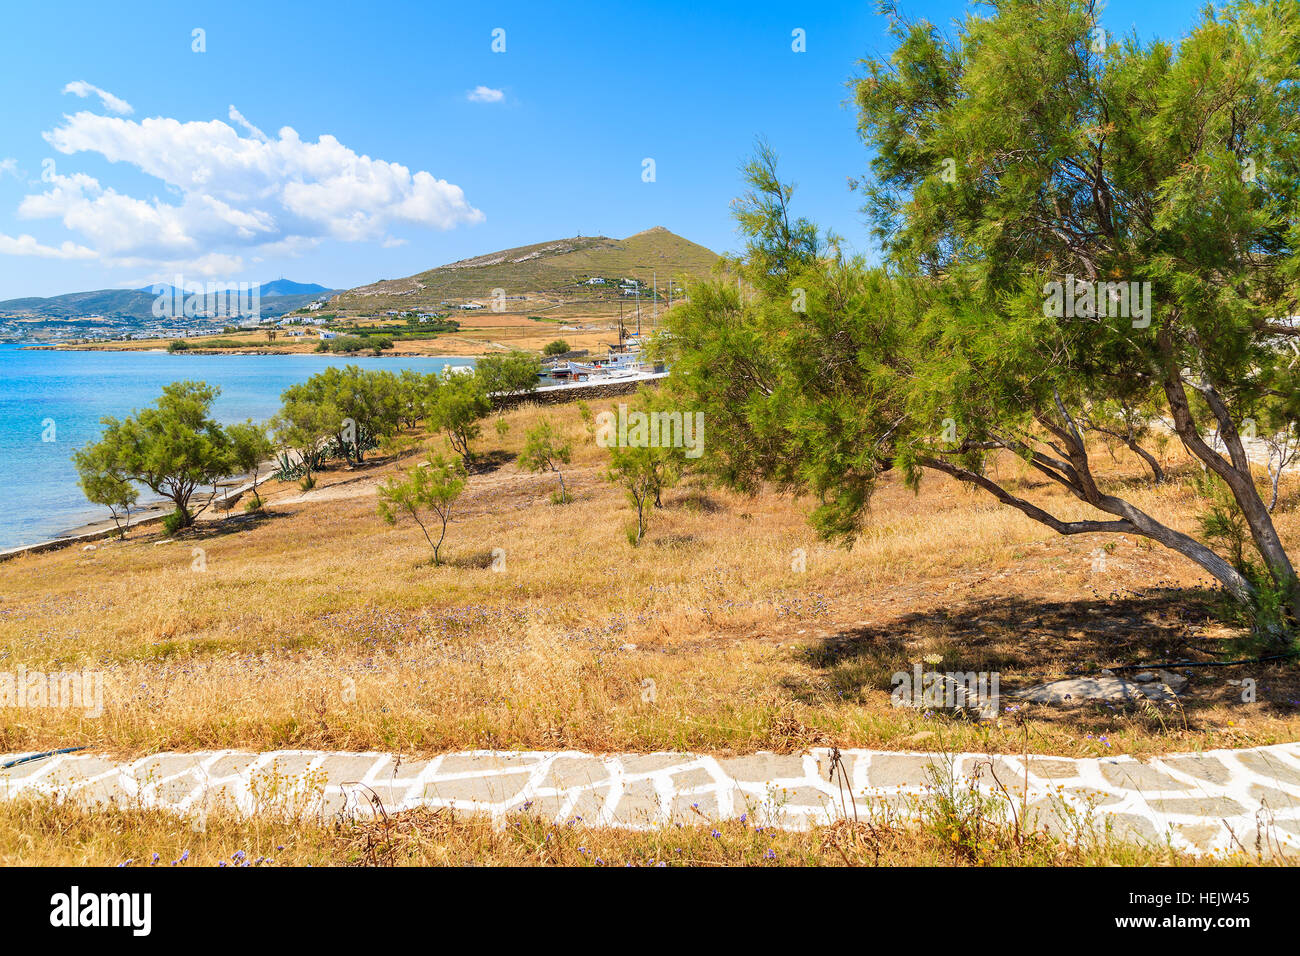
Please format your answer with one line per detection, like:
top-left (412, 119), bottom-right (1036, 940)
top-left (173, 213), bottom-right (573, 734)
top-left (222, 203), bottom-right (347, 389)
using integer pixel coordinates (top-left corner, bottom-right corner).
top-left (0, 344), bottom-right (473, 550)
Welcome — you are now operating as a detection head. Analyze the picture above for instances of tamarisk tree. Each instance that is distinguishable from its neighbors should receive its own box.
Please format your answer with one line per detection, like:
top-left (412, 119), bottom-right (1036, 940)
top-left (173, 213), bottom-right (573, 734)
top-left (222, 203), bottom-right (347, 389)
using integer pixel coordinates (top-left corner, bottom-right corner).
top-left (75, 381), bottom-right (232, 530)
top-left (669, 0), bottom-right (1300, 634)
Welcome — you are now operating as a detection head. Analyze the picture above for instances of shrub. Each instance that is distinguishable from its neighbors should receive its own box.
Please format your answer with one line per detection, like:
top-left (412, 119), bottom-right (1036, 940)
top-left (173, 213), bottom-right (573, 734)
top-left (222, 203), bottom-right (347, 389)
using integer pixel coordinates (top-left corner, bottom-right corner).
top-left (377, 452), bottom-right (467, 565)
top-left (74, 381), bottom-right (232, 530)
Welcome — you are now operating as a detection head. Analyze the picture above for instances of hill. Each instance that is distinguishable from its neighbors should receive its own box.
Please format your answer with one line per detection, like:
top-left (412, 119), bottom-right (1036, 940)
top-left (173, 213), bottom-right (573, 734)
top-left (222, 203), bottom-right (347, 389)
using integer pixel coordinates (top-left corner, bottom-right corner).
top-left (0, 282), bottom-right (335, 323)
top-left (333, 226), bottom-right (719, 312)
top-left (256, 279), bottom-right (330, 297)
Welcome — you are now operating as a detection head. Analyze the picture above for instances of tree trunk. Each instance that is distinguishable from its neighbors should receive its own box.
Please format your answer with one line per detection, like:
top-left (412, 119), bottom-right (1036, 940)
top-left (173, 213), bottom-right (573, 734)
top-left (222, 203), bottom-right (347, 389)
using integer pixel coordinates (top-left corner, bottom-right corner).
top-left (1161, 368), bottom-right (1300, 623)
top-left (1125, 438), bottom-right (1165, 485)
top-left (1269, 453), bottom-right (1281, 513)
top-left (919, 455), bottom-right (1259, 609)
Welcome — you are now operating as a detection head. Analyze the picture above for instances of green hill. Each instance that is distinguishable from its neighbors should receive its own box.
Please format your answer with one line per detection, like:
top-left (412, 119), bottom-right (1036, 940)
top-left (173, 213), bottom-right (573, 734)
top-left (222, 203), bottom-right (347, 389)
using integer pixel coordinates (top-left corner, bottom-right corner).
top-left (0, 283), bottom-right (334, 322)
top-left (334, 226), bottom-right (719, 312)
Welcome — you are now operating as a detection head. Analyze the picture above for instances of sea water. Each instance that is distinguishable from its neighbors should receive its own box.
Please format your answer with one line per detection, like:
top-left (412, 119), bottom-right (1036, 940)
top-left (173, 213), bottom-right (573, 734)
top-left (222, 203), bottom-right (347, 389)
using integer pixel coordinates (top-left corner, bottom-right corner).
top-left (0, 344), bottom-right (473, 550)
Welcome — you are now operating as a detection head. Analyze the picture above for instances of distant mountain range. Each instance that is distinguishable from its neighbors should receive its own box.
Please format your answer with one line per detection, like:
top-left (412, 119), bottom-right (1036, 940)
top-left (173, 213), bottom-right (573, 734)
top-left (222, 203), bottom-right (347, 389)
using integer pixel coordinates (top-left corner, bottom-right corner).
top-left (332, 226), bottom-right (719, 312)
top-left (0, 281), bottom-right (335, 322)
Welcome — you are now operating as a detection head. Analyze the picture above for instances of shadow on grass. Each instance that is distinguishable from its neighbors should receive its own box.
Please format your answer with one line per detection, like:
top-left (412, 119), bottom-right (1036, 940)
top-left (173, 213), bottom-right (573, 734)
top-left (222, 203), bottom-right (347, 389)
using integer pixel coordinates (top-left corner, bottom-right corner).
top-left (466, 450), bottom-right (515, 475)
top-left (787, 589), bottom-right (1300, 723)
top-left (669, 490), bottom-right (724, 514)
top-left (177, 509), bottom-right (292, 540)
top-left (445, 548), bottom-right (498, 570)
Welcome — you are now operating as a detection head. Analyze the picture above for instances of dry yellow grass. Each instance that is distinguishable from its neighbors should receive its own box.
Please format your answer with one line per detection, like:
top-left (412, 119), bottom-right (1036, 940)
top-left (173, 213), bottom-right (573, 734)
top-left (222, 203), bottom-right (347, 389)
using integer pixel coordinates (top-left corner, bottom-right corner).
top-left (0, 795), bottom-right (1245, 867)
top-left (1, 395), bottom-right (1298, 759)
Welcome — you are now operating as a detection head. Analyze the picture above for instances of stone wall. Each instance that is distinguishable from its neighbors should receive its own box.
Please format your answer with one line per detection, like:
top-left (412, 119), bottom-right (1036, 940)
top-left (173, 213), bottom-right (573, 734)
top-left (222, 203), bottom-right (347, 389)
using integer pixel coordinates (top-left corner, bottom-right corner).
top-left (492, 374), bottom-right (666, 412)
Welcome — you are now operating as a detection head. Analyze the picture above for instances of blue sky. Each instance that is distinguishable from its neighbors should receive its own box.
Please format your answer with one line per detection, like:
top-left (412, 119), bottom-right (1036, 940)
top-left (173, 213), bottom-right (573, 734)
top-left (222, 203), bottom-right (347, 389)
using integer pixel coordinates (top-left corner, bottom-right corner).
top-left (0, 0), bottom-right (1206, 299)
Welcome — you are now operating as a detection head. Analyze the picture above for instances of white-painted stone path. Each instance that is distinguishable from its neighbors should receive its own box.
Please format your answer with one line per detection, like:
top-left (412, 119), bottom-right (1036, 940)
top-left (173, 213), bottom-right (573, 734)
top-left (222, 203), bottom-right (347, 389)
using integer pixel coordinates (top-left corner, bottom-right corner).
top-left (3, 744), bottom-right (1299, 857)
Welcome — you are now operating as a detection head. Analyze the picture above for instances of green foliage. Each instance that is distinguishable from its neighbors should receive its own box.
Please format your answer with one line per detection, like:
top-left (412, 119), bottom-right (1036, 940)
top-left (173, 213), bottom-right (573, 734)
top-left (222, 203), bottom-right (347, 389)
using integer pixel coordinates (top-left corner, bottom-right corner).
top-left (74, 381), bottom-right (231, 530)
top-left (667, 0), bottom-right (1300, 629)
top-left (427, 370), bottom-right (490, 462)
top-left (273, 365), bottom-right (406, 468)
top-left (167, 340), bottom-right (190, 352)
top-left (72, 441), bottom-right (139, 537)
top-left (543, 339), bottom-right (570, 356)
top-left (476, 351), bottom-right (542, 401)
top-left (599, 392), bottom-right (686, 543)
top-left (1198, 488), bottom-right (1253, 576)
top-left (731, 137), bottom-right (827, 294)
top-left (314, 334), bottom-right (393, 354)
top-left (225, 420), bottom-right (273, 504)
top-left (376, 452), bottom-right (467, 565)
top-left (519, 417), bottom-right (573, 503)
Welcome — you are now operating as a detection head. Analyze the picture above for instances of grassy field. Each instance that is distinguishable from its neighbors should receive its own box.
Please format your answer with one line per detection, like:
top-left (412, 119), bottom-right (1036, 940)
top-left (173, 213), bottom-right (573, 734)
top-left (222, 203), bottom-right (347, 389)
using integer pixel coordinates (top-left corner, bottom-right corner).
top-left (1, 392), bottom-right (1298, 761)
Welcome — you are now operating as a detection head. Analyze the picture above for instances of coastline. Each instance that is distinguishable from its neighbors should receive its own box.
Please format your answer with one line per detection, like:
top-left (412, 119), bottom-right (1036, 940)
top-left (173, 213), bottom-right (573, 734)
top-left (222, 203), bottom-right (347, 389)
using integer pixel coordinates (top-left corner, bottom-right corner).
top-left (0, 370), bottom-right (667, 562)
top-left (17, 343), bottom-right (479, 358)
top-left (0, 475), bottom-right (261, 563)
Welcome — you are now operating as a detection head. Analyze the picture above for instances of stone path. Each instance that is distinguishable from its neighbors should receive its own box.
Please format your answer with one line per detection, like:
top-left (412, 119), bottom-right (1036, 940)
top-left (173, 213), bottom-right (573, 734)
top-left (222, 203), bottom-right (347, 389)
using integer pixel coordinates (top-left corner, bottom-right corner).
top-left (4, 744), bottom-right (1300, 857)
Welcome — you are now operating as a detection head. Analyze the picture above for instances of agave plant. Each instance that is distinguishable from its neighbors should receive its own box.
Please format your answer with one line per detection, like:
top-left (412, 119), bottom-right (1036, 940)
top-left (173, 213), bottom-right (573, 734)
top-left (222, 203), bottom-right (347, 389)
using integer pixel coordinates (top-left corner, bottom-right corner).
top-left (271, 452), bottom-right (305, 482)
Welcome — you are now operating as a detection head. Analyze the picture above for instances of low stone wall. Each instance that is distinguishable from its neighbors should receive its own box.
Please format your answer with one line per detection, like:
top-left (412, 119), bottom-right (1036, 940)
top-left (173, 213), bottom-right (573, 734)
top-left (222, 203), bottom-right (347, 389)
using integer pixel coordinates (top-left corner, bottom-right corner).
top-left (492, 374), bottom-right (666, 411)
top-left (0, 511), bottom-right (170, 564)
top-left (0, 476), bottom-right (261, 564)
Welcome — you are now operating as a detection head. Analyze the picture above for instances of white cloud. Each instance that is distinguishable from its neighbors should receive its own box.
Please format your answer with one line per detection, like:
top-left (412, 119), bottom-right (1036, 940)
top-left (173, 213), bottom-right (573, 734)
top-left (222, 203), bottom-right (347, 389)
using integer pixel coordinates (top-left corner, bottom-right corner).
top-left (0, 158), bottom-right (19, 178)
top-left (227, 105), bottom-right (268, 142)
top-left (467, 86), bottom-right (504, 104)
top-left (0, 232), bottom-right (97, 259)
top-left (62, 81), bottom-right (133, 116)
top-left (2, 98), bottom-right (483, 271)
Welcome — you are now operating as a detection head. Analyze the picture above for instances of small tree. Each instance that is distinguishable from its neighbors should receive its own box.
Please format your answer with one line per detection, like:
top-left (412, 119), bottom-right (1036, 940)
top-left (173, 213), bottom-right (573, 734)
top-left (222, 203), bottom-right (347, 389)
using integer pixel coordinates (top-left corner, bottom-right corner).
top-left (77, 381), bottom-right (232, 529)
top-left (605, 444), bottom-right (673, 545)
top-left (543, 339), bottom-right (570, 356)
top-left (599, 392), bottom-right (685, 542)
top-left (271, 395), bottom-right (333, 488)
top-left (519, 417), bottom-right (573, 503)
top-left (477, 351), bottom-right (542, 410)
top-left (226, 420), bottom-right (274, 507)
top-left (1262, 422), bottom-right (1300, 513)
top-left (377, 452), bottom-right (466, 565)
top-left (73, 443), bottom-right (138, 538)
top-left (429, 370), bottom-right (491, 463)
